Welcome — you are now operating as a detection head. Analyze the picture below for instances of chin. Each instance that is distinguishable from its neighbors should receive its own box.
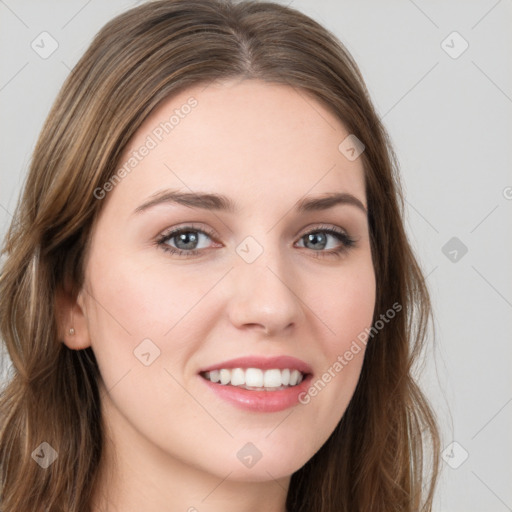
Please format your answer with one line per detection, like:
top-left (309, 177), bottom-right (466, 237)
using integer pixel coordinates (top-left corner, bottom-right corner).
top-left (200, 437), bottom-right (315, 483)
top-left (217, 457), bottom-right (307, 483)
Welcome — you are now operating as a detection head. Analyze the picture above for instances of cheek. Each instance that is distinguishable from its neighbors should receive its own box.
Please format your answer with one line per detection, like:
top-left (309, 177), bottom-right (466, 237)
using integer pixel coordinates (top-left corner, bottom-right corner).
top-left (331, 273), bottom-right (375, 345)
top-left (85, 250), bottom-right (209, 338)
top-left (329, 265), bottom-right (375, 378)
top-left (299, 259), bottom-right (375, 430)
top-left (313, 257), bottom-right (376, 350)
top-left (83, 252), bottom-right (227, 386)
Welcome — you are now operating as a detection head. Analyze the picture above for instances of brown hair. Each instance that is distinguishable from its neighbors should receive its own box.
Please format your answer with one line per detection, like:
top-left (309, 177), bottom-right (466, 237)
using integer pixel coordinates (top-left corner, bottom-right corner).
top-left (0, 0), bottom-right (440, 510)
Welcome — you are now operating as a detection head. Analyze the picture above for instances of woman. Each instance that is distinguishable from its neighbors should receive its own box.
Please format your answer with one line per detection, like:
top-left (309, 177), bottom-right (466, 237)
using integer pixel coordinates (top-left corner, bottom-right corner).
top-left (0, 1), bottom-right (440, 510)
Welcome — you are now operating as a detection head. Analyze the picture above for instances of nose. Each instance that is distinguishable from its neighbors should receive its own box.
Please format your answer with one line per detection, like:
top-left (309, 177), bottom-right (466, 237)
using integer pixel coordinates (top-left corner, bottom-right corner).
top-left (226, 251), bottom-right (303, 337)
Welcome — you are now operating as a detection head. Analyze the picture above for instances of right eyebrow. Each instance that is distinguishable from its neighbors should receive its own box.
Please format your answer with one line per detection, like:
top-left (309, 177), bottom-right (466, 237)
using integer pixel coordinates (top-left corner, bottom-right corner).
top-left (133, 189), bottom-right (237, 215)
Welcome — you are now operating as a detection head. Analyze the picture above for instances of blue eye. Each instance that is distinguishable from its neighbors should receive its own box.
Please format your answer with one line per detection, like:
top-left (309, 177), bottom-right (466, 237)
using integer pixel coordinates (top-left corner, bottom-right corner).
top-left (156, 224), bottom-right (356, 259)
top-left (157, 226), bottom-right (217, 257)
top-left (296, 227), bottom-right (356, 257)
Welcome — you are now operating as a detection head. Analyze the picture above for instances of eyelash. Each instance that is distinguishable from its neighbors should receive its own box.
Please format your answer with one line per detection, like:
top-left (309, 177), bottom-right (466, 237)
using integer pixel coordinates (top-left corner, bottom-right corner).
top-left (155, 224), bottom-right (356, 259)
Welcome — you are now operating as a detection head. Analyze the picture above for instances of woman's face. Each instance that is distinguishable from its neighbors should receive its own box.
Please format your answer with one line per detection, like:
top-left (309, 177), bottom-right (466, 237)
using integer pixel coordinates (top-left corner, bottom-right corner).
top-left (75, 79), bottom-right (375, 482)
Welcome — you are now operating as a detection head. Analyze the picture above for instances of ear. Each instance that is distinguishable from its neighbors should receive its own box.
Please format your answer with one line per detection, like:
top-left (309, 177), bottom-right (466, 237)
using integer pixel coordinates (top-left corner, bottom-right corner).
top-left (55, 285), bottom-right (91, 350)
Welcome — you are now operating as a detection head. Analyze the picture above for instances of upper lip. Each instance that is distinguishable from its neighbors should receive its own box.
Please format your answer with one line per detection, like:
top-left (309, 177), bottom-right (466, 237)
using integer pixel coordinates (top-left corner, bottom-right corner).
top-left (199, 355), bottom-right (313, 375)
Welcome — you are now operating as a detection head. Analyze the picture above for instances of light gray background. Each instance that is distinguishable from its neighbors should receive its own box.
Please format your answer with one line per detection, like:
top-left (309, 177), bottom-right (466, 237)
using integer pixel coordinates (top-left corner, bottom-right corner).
top-left (1, 1), bottom-right (511, 510)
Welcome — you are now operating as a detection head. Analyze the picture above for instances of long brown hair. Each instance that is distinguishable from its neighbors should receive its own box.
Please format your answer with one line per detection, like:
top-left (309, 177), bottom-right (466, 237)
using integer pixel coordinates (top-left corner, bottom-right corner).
top-left (0, 1), bottom-right (440, 510)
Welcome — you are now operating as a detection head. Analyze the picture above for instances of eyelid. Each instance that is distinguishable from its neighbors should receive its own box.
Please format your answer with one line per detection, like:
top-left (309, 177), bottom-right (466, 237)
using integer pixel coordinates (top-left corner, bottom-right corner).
top-left (157, 222), bottom-right (352, 244)
top-left (155, 222), bottom-right (357, 262)
top-left (297, 223), bottom-right (349, 237)
top-left (156, 222), bottom-right (219, 242)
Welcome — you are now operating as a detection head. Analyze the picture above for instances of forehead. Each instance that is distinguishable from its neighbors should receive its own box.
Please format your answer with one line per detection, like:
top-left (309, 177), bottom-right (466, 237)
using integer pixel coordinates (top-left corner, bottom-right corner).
top-left (109, 79), bottom-right (366, 211)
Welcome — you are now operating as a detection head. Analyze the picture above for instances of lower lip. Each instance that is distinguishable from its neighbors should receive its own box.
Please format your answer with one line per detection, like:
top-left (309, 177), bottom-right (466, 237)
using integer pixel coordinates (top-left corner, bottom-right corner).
top-left (199, 374), bottom-right (312, 413)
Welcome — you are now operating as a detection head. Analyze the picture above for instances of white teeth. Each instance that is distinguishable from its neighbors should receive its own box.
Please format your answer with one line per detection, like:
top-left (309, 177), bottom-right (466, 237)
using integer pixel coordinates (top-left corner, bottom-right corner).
top-left (202, 367), bottom-right (306, 389)
top-left (289, 369), bottom-right (300, 386)
top-left (230, 368), bottom-right (245, 386)
top-left (245, 368), bottom-right (263, 387)
top-left (209, 370), bottom-right (220, 383)
top-left (219, 369), bottom-right (231, 385)
top-left (263, 369), bottom-right (282, 388)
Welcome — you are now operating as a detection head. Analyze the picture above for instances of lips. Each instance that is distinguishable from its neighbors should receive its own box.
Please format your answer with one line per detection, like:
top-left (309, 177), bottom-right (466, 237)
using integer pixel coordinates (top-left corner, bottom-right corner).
top-left (199, 355), bottom-right (312, 374)
top-left (198, 355), bottom-right (313, 412)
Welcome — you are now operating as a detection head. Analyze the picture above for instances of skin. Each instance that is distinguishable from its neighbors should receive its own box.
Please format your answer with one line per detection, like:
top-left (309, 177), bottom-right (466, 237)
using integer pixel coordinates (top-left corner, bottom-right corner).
top-left (59, 78), bottom-right (376, 512)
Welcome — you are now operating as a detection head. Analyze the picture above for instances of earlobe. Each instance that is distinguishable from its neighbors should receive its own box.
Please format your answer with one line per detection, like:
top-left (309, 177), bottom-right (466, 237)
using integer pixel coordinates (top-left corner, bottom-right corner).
top-left (55, 286), bottom-right (91, 350)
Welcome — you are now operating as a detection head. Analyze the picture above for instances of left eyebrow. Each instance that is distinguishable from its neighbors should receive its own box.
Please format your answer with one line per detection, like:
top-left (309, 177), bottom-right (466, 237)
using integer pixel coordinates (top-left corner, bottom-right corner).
top-left (296, 192), bottom-right (367, 214)
top-left (132, 189), bottom-right (367, 216)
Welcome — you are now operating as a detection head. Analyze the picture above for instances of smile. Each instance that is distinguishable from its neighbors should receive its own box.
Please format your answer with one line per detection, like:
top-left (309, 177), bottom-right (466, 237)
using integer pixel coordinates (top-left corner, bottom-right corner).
top-left (198, 355), bottom-right (313, 412)
top-left (201, 367), bottom-right (305, 390)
